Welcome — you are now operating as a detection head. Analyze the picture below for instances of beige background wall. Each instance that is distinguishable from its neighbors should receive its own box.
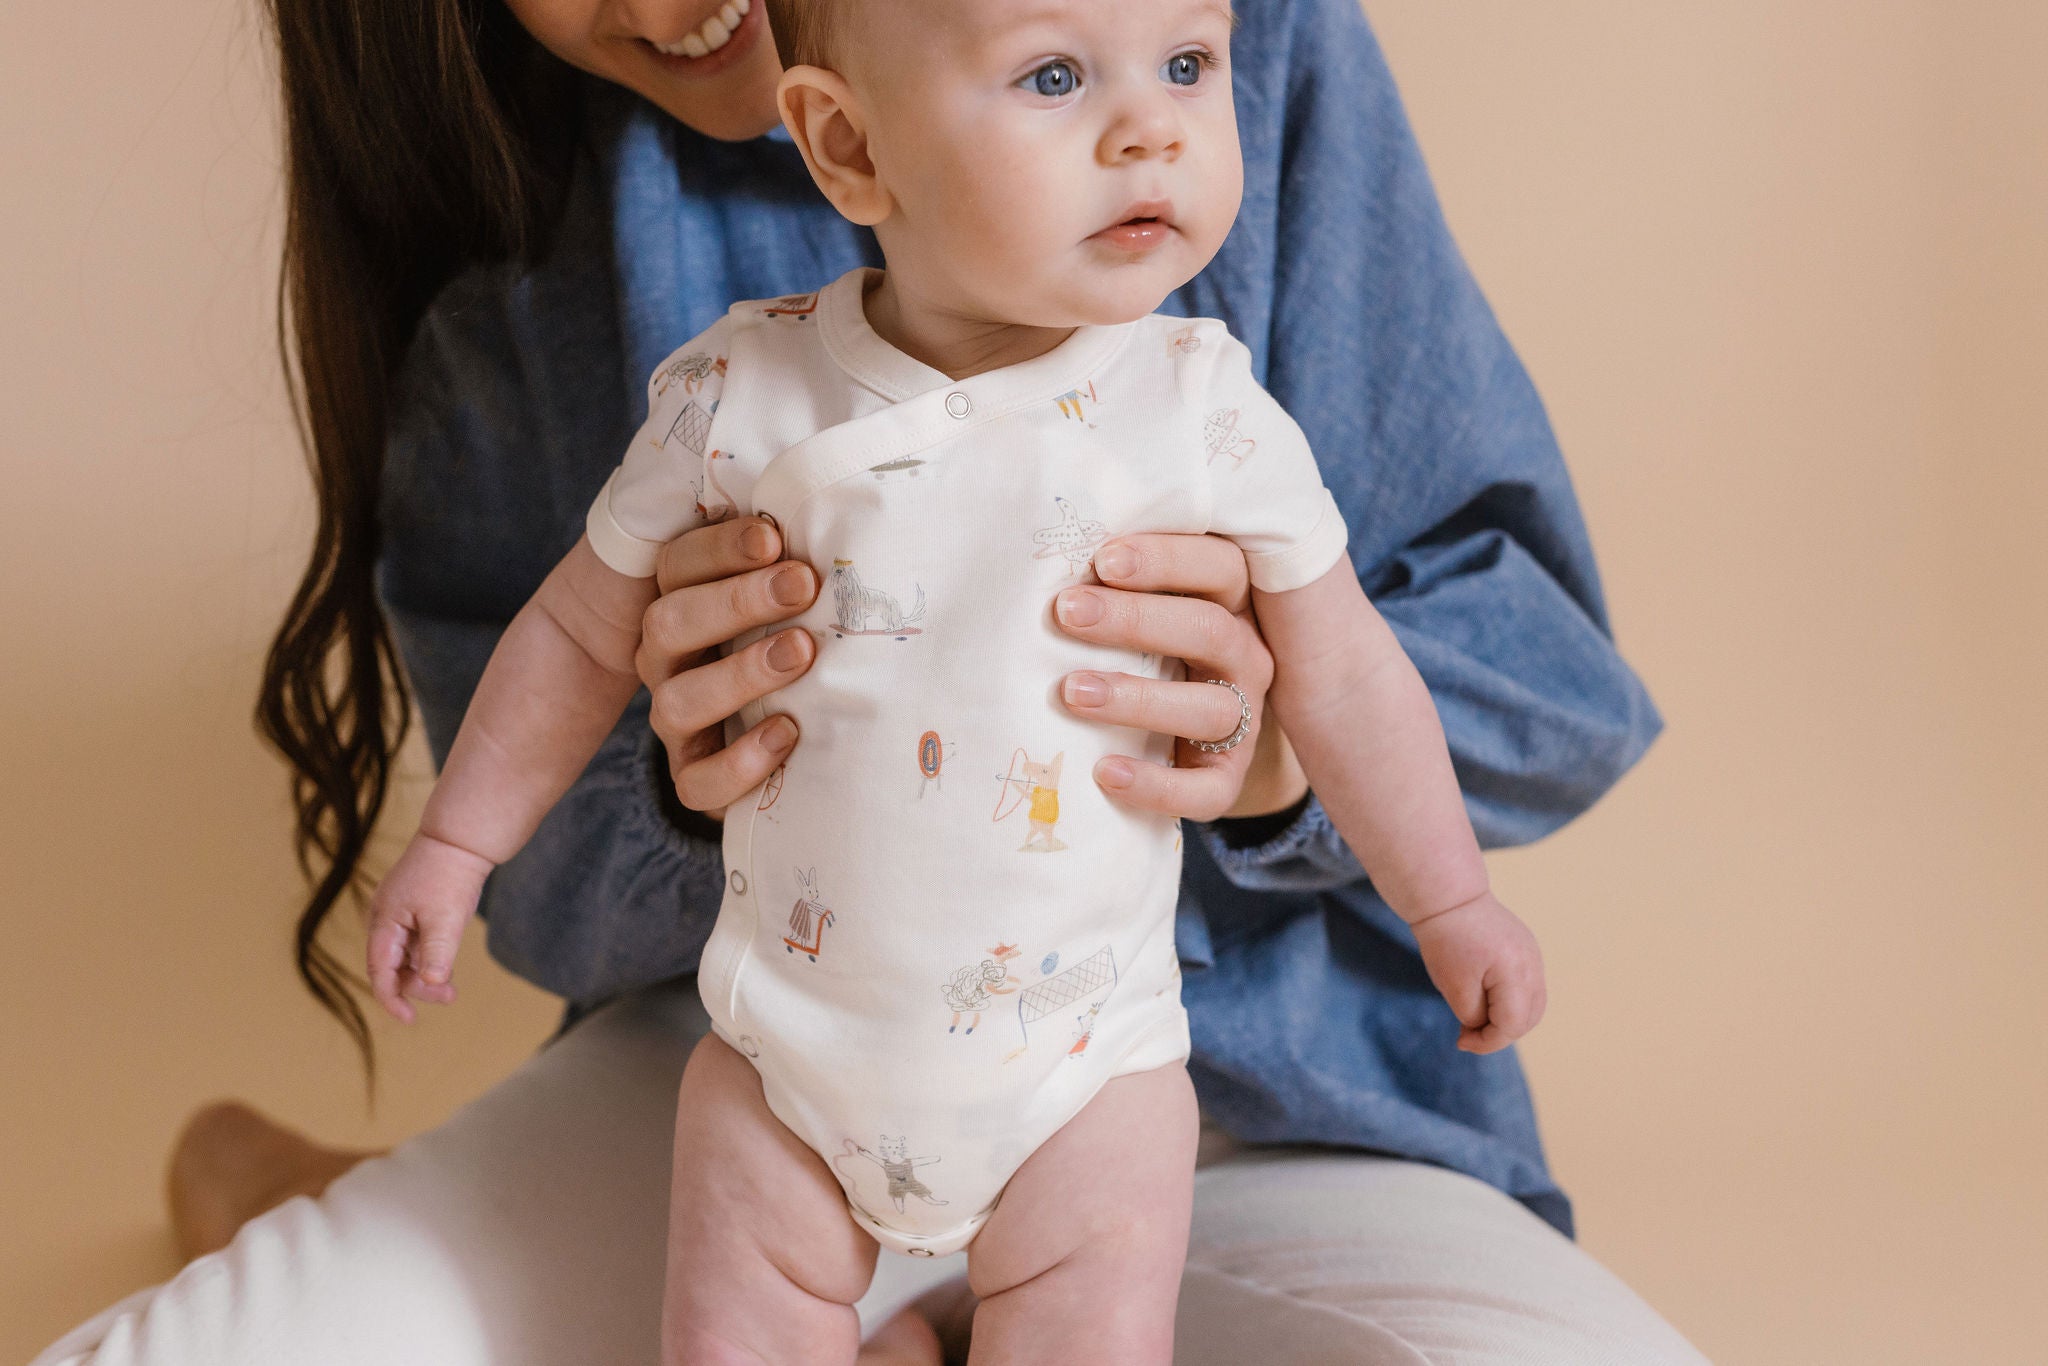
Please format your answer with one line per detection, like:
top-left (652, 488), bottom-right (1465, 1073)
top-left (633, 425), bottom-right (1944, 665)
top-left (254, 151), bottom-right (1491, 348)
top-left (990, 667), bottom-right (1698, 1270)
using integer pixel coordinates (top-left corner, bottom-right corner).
top-left (3, 2), bottom-right (2043, 1361)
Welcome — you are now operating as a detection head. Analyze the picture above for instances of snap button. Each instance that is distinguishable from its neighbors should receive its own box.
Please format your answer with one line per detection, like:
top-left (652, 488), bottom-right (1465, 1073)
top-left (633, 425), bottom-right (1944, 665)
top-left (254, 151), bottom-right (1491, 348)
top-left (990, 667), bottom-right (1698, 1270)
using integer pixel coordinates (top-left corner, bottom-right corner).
top-left (728, 870), bottom-right (747, 895)
top-left (944, 391), bottom-right (971, 418)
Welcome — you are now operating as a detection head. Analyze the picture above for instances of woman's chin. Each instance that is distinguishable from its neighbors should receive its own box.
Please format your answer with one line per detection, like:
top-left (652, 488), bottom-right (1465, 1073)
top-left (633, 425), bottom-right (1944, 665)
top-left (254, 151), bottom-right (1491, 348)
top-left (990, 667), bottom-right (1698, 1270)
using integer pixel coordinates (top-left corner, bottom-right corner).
top-left (615, 43), bottom-right (783, 142)
top-left (639, 86), bottom-right (783, 142)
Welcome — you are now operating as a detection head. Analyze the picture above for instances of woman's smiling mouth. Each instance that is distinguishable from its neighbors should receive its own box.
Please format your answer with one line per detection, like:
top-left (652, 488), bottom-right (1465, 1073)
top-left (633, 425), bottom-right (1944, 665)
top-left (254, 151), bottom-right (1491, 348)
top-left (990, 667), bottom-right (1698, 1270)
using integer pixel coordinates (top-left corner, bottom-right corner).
top-left (641, 0), bottom-right (760, 76)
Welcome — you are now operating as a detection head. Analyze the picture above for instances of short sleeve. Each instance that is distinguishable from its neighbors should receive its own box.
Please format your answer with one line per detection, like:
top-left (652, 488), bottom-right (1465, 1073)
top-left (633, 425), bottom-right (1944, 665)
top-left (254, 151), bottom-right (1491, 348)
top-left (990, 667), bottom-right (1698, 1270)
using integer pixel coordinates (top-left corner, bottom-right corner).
top-left (584, 314), bottom-right (734, 577)
top-left (1196, 327), bottom-right (1351, 593)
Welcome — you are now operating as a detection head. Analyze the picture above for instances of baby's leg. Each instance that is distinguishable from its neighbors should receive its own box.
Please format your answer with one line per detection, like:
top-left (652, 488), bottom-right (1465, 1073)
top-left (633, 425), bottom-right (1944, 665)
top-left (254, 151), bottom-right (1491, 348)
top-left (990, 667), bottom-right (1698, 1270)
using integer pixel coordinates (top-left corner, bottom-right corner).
top-left (662, 1031), bottom-right (880, 1366)
top-left (963, 1061), bottom-right (1199, 1365)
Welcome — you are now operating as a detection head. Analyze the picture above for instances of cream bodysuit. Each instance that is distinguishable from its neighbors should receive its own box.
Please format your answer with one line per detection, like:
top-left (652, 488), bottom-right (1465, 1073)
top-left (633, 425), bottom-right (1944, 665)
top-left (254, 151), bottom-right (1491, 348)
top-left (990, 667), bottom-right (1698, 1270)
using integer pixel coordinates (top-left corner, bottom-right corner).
top-left (586, 267), bottom-right (1348, 1256)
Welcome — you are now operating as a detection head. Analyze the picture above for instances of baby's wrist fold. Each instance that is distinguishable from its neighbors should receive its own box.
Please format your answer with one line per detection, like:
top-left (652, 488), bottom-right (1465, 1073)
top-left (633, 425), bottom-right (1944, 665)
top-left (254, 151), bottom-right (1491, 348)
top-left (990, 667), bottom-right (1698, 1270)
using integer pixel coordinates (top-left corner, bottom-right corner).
top-left (1400, 881), bottom-right (1494, 930)
top-left (413, 825), bottom-right (501, 874)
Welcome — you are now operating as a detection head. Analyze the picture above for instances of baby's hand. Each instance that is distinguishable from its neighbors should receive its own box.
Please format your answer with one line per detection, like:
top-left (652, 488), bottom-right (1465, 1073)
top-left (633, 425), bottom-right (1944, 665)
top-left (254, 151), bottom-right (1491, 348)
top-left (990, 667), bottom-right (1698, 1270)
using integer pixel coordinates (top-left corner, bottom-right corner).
top-left (364, 833), bottom-right (495, 1024)
top-left (1410, 892), bottom-right (1547, 1054)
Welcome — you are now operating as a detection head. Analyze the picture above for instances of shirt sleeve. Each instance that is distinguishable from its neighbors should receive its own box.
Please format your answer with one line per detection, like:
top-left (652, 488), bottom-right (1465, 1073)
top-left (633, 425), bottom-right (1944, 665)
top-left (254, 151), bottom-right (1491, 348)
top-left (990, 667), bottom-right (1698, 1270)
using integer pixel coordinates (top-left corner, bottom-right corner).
top-left (584, 314), bottom-right (734, 577)
top-left (1194, 325), bottom-right (1350, 594)
top-left (1179, 0), bottom-right (1663, 891)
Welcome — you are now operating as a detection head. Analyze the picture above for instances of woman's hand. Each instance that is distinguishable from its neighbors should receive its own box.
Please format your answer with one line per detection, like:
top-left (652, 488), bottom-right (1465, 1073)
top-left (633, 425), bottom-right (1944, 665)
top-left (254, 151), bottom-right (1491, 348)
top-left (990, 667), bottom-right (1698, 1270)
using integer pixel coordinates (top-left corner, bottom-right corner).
top-left (636, 515), bottom-right (818, 822)
top-left (1055, 534), bottom-right (1308, 823)
top-left (636, 518), bottom-right (1302, 829)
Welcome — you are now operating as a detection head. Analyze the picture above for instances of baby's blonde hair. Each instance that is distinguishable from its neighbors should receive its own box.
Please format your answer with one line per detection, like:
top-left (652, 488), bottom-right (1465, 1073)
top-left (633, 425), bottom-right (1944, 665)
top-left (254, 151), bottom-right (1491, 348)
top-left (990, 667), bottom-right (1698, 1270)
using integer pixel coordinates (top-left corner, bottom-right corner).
top-left (765, 0), bottom-right (845, 71)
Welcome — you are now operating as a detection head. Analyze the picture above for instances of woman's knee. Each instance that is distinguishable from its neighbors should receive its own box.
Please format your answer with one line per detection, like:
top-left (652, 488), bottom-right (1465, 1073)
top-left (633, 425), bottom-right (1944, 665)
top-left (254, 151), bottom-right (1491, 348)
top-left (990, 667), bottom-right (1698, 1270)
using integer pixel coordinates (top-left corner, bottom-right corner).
top-left (1176, 1153), bottom-right (1707, 1365)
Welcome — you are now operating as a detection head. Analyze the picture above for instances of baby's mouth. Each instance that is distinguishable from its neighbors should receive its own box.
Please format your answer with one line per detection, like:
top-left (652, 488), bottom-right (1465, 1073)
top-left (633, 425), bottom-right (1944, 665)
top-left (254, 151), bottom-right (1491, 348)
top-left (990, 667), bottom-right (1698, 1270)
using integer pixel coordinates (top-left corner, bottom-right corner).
top-left (1090, 206), bottom-right (1177, 253)
top-left (1108, 198), bottom-right (1175, 232)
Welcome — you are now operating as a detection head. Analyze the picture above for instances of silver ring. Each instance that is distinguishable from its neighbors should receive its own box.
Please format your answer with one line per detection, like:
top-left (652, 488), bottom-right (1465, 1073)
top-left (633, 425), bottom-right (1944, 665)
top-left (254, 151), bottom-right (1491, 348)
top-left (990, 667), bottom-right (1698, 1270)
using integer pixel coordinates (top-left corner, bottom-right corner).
top-left (1190, 679), bottom-right (1251, 753)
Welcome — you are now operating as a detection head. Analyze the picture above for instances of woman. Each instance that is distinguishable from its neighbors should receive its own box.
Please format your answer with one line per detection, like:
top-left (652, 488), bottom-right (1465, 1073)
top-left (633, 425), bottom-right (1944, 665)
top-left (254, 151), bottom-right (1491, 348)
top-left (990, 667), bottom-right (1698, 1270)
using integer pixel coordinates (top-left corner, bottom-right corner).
top-left (34, 0), bottom-right (1703, 1361)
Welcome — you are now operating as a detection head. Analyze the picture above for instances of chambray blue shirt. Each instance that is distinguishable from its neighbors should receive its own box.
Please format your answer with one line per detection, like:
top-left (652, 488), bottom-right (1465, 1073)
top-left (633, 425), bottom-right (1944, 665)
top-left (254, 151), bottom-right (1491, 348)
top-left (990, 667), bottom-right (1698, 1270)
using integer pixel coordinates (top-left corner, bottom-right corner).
top-left (377, 0), bottom-right (1660, 1238)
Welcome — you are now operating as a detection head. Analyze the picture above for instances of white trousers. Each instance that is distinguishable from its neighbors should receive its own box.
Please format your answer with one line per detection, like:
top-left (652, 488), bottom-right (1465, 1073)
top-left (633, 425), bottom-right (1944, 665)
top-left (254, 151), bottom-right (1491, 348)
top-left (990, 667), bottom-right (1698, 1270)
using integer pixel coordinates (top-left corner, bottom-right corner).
top-left (32, 983), bottom-right (1707, 1365)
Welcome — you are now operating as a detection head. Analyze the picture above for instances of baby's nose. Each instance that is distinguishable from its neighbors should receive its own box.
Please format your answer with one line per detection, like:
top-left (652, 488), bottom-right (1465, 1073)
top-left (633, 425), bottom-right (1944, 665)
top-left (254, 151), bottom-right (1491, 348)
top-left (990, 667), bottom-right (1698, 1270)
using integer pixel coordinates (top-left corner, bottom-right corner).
top-left (1099, 95), bottom-right (1184, 164)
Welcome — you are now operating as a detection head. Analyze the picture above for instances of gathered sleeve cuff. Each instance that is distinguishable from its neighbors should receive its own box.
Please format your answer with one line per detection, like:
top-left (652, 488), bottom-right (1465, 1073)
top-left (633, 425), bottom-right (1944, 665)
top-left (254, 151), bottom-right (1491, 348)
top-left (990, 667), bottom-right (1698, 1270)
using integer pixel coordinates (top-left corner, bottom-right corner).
top-left (584, 314), bottom-right (736, 577)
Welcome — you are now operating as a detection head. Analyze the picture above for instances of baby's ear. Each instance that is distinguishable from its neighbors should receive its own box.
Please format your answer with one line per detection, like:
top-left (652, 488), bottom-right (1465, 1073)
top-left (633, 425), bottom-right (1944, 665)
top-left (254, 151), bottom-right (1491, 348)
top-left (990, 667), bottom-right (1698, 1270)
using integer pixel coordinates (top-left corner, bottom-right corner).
top-left (777, 66), bottom-right (893, 227)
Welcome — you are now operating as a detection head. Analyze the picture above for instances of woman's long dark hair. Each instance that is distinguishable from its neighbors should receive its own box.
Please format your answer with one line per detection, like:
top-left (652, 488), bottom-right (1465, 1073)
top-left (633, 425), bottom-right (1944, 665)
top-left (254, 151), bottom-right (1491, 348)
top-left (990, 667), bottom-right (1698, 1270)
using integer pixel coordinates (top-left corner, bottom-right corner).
top-left (255, 0), bottom-right (579, 1074)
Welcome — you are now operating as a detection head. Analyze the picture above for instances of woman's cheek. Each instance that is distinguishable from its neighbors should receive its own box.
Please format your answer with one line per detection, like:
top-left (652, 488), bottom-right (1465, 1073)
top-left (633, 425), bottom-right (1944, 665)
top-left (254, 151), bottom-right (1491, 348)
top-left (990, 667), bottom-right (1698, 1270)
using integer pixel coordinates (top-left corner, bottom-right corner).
top-left (500, 0), bottom-right (593, 70)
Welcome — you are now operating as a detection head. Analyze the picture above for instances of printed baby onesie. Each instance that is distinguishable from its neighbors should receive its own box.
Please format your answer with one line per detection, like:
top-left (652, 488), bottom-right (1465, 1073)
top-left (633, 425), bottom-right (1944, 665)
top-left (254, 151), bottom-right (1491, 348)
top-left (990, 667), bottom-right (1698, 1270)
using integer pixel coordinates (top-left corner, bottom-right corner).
top-left (586, 267), bottom-right (1349, 1257)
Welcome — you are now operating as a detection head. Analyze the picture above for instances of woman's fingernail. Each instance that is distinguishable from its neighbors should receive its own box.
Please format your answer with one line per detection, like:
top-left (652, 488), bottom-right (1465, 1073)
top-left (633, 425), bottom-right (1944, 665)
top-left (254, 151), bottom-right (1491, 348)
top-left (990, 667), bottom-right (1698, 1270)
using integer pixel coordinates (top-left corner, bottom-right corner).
top-left (1064, 672), bottom-right (1108, 706)
top-left (740, 521), bottom-right (776, 561)
top-left (765, 631), bottom-right (803, 672)
top-left (1095, 543), bottom-right (1135, 581)
top-left (1056, 589), bottom-right (1103, 627)
top-left (1095, 757), bottom-right (1135, 788)
top-left (770, 564), bottom-right (811, 606)
top-left (763, 716), bottom-right (798, 754)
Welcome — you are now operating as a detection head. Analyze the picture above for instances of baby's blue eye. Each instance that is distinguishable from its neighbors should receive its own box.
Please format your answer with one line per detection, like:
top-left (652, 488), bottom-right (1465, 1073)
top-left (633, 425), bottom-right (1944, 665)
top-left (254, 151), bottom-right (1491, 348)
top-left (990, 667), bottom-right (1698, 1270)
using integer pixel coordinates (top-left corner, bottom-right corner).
top-left (1024, 60), bottom-right (1079, 98)
top-left (1161, 52), bottom-right (1206, 86)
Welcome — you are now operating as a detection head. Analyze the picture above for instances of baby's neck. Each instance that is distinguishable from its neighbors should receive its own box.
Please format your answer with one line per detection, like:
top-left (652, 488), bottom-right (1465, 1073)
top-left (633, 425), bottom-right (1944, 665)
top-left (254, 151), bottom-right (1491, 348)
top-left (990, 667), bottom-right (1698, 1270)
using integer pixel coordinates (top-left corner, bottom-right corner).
top-left (863, 271), bottom-right (1076, 382)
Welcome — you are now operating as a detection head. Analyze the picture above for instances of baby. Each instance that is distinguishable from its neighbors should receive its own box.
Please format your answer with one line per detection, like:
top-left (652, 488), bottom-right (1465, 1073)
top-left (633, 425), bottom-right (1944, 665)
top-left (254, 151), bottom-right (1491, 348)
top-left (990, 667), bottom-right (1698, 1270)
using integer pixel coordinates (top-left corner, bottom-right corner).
top-left (366, 0), bottom-right (1546, 1360)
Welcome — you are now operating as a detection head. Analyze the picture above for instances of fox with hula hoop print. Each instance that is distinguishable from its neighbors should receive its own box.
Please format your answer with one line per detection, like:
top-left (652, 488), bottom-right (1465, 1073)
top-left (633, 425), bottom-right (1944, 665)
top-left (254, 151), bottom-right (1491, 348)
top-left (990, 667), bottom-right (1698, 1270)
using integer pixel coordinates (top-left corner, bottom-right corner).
top-left (992, 748), bottom-right (1067, 852)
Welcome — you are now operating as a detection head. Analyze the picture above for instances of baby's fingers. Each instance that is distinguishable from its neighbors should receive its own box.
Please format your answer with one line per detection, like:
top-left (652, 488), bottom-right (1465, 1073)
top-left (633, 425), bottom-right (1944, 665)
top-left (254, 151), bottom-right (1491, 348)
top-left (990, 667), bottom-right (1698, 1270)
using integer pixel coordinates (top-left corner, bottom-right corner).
top-left (413, 921), bottom-right (464, 989)
top-left (398, 964), bottom-right (458, 1008)
top-left (1457, 1022), bottom-right (1510, 1054)
top-left (1456, 971), bottom-right (1548, 1054)
top-left (1430, 959), bottom-right (1490, 1037)
top-left (366, 915), bottom-right (416, 1025)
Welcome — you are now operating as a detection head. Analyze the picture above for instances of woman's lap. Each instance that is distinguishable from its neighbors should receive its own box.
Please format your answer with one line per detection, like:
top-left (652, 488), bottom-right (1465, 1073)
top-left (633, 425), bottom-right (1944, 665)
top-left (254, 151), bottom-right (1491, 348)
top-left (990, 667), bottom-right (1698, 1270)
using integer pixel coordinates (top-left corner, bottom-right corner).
top-left (1177, 1138), bottom-right (1705, 1364)
top-left (33, 982), bottom-right (1703, 1366)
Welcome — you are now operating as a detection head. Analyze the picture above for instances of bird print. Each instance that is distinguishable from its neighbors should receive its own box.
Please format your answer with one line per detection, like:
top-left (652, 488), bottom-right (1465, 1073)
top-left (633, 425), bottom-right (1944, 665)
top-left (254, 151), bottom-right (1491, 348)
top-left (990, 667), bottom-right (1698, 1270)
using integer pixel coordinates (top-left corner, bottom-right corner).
top-left (1029, 497), bottom-right (1108, 578)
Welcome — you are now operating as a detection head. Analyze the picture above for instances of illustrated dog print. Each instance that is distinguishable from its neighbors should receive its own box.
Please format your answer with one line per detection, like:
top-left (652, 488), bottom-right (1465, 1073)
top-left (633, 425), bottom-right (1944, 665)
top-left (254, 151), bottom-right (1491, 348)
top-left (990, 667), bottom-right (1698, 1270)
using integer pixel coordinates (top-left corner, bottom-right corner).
top-left (830, 559), bottom-right (927, 637)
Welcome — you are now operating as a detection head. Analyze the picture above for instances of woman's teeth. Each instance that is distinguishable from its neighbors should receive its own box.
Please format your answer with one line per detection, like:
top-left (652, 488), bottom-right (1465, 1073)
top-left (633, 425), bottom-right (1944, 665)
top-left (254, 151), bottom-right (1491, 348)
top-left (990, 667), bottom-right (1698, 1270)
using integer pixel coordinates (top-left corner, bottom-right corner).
top-left (652, 0), bottom-right (750, 57)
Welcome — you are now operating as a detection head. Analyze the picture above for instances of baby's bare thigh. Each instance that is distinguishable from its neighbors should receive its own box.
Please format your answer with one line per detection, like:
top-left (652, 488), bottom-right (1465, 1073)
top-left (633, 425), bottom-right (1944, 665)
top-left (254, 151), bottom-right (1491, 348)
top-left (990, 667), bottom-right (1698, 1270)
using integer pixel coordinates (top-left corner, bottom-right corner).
top-left (663, 1031), bottom-right (878, 1361)
top-left (964, 1061), bottom-right (1199, 1359)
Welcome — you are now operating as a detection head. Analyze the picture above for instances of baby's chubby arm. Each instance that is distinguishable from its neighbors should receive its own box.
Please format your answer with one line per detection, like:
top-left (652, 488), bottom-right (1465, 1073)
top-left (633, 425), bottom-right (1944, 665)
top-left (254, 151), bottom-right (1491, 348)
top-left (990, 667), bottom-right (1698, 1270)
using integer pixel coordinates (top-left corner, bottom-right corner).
top-left (1254, 563), bottom-right (1547, 1053)
top-left (366, 533), bottom-right (658, 1022)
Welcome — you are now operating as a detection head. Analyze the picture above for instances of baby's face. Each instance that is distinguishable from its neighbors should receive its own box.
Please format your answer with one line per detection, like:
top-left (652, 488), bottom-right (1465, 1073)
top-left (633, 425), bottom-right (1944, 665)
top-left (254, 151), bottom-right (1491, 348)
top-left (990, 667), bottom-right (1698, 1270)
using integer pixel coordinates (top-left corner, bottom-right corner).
top-left (848, 0), bottom-right (1244, 327)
